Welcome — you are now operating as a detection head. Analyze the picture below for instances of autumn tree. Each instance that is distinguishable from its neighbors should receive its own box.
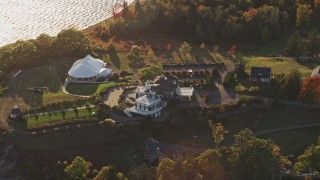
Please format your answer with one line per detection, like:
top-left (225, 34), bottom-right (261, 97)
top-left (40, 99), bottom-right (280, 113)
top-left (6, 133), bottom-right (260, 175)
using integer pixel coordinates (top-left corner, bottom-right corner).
top-left (208, 121), bottom-right (229, 148)
top-left (179, 42), bottom-right (192, 60)
top-left (128, 164), bottom-right (156, 180)
top-left (94, 166), bottom-right (127, 180)
top-left (138, 64), bottom-right (164, 83)
top-left (195, 149), bottom-right (226, 180)
top-left (148, 47), bottom-right (155, 59)
top-left (295, 145), bottom-right (320, 174)
top-left (64, 156), bottom-right (92, 180)
top-left (299, 76), bottom-right (320, 106)
top-left (296, 4), bottom-right (313, 27)
top-left (156, 158), bottom-right (177, 180)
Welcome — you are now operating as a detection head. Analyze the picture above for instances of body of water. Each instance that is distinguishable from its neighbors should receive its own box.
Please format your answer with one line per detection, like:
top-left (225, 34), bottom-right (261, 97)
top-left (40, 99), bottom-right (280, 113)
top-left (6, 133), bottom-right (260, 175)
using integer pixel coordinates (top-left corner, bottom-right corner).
top-left (0, 0), bottom-right (133, 47)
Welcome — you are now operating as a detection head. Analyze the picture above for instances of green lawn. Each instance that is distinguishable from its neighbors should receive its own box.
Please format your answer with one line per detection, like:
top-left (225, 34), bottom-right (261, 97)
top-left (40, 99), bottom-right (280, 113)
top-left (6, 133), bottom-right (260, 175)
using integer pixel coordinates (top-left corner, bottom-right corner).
top-left (244, 56), bottom-right (316, 78)
top-left (216, 107), bottom-right (320, 155)
top-left (12, 62), bottom-right (81, 107)
top-left (259, 127), bottom-right (320, 156)
top-left (255, 107), bottom-right (320, 131)
top-left (27, 107), bottom-right (96, 129)
top-left (65, 82), bottom-right (126, 96)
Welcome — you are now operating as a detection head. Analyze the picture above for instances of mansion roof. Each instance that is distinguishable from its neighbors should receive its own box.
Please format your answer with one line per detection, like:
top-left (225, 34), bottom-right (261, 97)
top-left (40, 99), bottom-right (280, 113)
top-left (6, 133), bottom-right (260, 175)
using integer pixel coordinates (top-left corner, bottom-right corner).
top-left (136, 95), bottom-right (161, 105)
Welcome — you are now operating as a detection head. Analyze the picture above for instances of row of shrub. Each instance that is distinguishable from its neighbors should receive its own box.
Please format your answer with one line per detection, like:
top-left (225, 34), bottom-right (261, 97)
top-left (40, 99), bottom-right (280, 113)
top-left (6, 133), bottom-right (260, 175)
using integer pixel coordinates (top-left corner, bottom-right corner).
top-left (169, 96), bottom-right (263, 120)
top-left (28, 95), bottom-right (105, 114)
top-left (169, 70), bottom-right (211, 78)
top-left (31, 118), bottom-right (118, 136)
top-left (28, 117), bottom-right (99, 131)
top-left (163, 63), bottom-right (224, 67)
top-left (179, 80), bottom-right (215, 88)
top-left (27, 98), bottom-right (96, 115)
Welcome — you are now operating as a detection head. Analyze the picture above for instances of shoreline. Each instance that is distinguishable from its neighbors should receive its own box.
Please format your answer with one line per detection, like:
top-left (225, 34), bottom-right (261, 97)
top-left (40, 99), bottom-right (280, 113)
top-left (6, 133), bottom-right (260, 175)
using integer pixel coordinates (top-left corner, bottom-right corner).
top-left (0, 0), bottom-right (136, 48)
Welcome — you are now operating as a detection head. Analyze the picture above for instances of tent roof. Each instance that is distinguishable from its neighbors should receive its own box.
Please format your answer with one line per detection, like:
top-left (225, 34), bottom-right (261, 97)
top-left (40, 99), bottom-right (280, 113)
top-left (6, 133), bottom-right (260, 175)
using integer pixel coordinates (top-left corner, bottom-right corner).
top-left (99, 68), bottom-right (112, 76)
top-left (68, 55), bottom-right (105, 78)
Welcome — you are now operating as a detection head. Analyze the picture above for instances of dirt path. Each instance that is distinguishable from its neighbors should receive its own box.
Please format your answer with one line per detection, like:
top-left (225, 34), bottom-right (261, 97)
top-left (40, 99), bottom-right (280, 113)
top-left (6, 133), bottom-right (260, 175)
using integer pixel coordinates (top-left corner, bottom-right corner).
top-left (253, 122), bottom-right (320, 136)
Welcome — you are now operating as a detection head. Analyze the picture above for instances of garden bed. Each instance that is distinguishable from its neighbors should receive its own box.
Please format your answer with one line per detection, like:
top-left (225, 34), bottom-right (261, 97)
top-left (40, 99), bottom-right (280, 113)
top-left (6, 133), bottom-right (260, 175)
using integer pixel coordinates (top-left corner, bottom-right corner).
top-left (27, 107), bottom-right (97, 129)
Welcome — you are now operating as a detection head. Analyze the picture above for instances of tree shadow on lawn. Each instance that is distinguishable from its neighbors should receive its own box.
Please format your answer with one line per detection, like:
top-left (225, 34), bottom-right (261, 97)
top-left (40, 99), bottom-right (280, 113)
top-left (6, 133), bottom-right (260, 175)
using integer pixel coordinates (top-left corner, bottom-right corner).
top-left (196, 51), bottom-right (215, 64)
top-left (109, 52), bottom-right (120, 68)
top-left (128, 57), bottom-right (145, 69)
top-left (297, 60), bottom-right (319, 71)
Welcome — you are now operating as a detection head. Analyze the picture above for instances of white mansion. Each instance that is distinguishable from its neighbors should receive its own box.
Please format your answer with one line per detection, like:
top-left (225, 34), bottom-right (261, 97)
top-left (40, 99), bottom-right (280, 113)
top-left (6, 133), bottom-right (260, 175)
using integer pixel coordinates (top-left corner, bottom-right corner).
top-left (124, 74), bottom-right (194, 118)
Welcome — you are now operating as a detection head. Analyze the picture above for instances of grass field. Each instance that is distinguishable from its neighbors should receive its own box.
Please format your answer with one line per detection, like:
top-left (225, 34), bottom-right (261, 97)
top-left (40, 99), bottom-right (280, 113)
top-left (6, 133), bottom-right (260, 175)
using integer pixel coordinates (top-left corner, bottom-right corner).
top-left (27, 107), bottom-right (96, 129)
top-left (12, 62), bottom-right (81, 107)
top-left (12, 126), bottom-right (134, 149)
top-left (251, 30), bottom-right (293, 56)
top-left (65, 82), bottom-right (126, 96)
top-left (243, 56), bottom-right (317, 78)
top-left (217, 107), bottom-right (320, 155)
top-left (0, 61), bottom-right (83, 129)
top-left (259, 127), bottom-right (320, 156)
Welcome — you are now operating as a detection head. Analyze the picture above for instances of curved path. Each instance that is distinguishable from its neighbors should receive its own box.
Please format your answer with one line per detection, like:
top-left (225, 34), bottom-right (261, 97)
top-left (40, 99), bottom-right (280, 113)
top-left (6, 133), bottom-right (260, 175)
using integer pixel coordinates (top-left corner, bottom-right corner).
top-left (253, 122), bottom-right (320, 136)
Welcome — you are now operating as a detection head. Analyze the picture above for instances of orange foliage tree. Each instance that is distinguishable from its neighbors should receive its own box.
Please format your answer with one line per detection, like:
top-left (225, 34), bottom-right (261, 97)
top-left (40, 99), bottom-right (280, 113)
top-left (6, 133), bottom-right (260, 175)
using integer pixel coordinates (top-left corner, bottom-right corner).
top-left (299, 76), bottom-right (320, 105)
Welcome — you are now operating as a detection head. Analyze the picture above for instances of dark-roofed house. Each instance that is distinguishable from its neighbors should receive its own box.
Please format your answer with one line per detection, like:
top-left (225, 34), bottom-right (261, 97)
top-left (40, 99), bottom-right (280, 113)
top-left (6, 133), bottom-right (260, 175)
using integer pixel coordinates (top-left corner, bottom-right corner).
top-left (250, 67), bottom-right (272, 83)
top-left (143, 137), bottom-right (163, 164)
top-left (9, 105), bottom-right (23, 121)
top-left (124, 74), bottom-right (194, 118)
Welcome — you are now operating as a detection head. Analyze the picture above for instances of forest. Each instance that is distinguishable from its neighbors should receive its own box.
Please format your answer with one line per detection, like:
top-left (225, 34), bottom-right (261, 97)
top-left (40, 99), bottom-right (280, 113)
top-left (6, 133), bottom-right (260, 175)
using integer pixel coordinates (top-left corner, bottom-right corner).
top-left (99, 0), bottom-right (320, 44)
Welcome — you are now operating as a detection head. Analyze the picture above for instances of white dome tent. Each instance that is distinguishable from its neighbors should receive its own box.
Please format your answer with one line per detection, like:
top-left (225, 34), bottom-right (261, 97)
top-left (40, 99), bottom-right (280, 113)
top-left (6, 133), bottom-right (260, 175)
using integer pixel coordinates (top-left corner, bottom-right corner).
top-left (67, 55), bottom-right (112, 82)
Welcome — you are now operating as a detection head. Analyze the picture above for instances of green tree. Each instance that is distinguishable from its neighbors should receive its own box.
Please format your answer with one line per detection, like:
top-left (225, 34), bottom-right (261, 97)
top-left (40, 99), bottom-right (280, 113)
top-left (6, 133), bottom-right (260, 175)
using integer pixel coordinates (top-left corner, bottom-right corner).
top-left (295, 145), bottom-right (320, 174)
top-left (208, 121), bottom-right (229, 148)
top-left (233, 128), bottom-right (253, 147)
top-left (12, 40), bottom-right (37, 67)
top-left (35, 33), bottom-right (54, 58)
top-left (55, 28), bottom-right (90, 57)
top-left (205, 73), bottom-right (214, 87)
top-left (137, 64), bottom-right (164, 83)
top-left (286, 31), bottom-right (303, 56)
top-left (236, 138), bottom-right (282, 179)
top-left (64, 156), bottom-right (92, 180)
top-left (306, 29), bottom-right (320, 57)
top-left (296, 4), bottom-right (312, 27)
top-left (280, 69), bottom-right (302, 99)
top-left (261, 26), bottom-right (272, 43)
top-left (179, 42), bottom-right (192, 60)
